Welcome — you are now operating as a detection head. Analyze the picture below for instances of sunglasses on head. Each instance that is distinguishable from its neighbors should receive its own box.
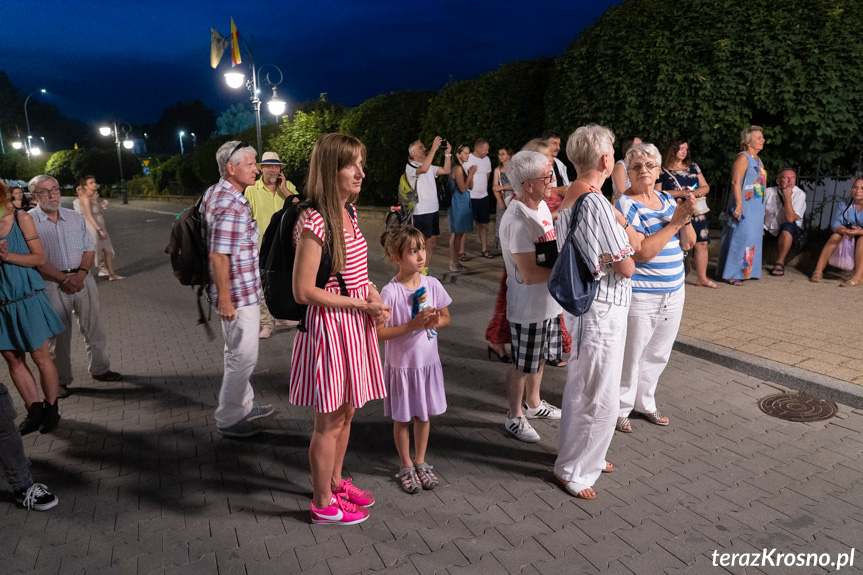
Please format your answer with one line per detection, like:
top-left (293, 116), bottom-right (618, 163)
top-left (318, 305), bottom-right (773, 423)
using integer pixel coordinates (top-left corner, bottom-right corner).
top-left (228, 141), bottom-right (250, 162)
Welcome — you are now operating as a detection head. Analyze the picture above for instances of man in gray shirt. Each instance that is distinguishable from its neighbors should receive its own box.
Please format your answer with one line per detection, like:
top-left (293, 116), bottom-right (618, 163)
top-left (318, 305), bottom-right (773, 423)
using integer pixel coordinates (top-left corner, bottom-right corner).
top-left (29, 175), bottom-right (121, 396)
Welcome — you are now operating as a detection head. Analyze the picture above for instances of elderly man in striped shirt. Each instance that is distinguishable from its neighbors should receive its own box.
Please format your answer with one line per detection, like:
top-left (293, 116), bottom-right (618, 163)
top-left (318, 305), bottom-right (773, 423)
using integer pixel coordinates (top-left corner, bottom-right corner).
top-left (29, 175), bottom-right (122, 399)
top-left (201, 141), bottom-right (275, 438)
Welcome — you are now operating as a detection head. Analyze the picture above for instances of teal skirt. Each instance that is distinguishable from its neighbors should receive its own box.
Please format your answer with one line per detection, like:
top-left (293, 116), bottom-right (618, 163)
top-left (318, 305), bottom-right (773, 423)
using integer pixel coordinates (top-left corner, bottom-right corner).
top-left (0, 290), bottom-right (65, 352)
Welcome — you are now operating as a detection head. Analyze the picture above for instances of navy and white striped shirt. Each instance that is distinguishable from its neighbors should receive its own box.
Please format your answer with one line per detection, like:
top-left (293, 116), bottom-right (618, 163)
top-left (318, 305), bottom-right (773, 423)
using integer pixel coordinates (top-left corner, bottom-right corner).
top-left (616, 191), bottom-right (685, 294)
top-left (556, 192), bottom-right (634, 307)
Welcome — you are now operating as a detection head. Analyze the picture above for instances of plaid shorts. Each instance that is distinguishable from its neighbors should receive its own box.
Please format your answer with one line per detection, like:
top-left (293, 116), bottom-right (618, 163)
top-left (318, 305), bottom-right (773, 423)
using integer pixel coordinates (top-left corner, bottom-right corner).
top-left (510, 317), bottom-right (561, 374)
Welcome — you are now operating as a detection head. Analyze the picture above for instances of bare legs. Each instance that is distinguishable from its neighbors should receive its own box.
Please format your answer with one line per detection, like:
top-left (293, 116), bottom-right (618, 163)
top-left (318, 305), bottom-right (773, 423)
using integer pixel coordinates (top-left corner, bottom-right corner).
top-left (811, 233), bottom-right (844, 280)
top-left (103, 250), bottom-right (125, 281)
top-left (506, 363), bottom-right (545, 418)
top-left (2, 343), bottom-right (59, 407)
top-left (393, 418), bottom-right (431, 468)
top-left (774, 230), bottom-right (794, 267)
top-left (310, 402), bottom-right (355, 509)
top-left (692, 242), bottom-right (716, 287)
top-left (477, 223), bottom-right (489, 254)
top-left (425, 235), bottom-right (437, 270)
top-left (449, 233), bottom-right (465, 266)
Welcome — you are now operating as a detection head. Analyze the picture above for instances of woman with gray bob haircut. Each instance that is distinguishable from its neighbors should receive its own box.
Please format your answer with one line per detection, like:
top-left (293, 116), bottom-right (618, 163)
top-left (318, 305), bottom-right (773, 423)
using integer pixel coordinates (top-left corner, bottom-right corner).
top-left (614, 143), bottom-right (696, 434)
top-left (552, 124), bottom-right (637, 500)
top-left (498, 150), bottom-right (564, 444)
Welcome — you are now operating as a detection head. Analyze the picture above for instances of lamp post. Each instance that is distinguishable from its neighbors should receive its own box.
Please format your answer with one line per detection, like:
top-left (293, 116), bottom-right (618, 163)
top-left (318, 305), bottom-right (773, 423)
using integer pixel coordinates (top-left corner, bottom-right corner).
top-left (24, 89), bottom-right (46, 157)
top-left (219, 32), bottom-right (285, 154)
top-left (99, 121), bottom-right (132, 205)
top-left (190, 132), bottom-right (197, 148)
top-left (179, 131), bottom-right (185, 154)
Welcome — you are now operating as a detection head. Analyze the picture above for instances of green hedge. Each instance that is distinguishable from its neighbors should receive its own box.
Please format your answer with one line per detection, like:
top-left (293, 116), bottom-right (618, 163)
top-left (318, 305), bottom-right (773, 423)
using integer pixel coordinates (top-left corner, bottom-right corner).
top-left (545, 0), bottom-right (863, 185)
top-left (421, 59), bottom-right (553, 157)
top-left (269, 102), bottom-right (345, 192)
top-left (340, 91), bottom-right (434, 205)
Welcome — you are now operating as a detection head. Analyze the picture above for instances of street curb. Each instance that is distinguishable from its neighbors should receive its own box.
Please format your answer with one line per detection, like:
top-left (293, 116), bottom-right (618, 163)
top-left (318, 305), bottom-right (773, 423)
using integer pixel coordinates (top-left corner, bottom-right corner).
top-left (673, 334), bottom-right (863, 408)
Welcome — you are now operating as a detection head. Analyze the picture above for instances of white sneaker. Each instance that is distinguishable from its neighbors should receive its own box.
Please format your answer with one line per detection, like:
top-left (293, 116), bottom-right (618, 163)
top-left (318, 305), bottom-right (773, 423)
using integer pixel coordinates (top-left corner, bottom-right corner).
top-left (523, 400), bottom-right (562, 420)
top-left (258, 326), bottom-right (274, 339)
top-left (505, 415), bottom-right (541, 442)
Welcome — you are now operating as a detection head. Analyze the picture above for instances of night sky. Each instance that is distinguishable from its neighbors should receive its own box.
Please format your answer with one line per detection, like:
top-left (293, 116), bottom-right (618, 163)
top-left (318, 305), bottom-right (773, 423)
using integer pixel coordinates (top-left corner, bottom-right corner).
top-left (3, 0), bottom-right (620, 126)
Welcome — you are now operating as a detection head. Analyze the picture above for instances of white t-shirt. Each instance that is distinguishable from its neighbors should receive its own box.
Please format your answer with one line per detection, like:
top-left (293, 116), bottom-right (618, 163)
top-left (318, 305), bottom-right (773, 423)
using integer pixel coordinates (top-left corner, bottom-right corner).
top-left (500, 199), bottom-right (562, 324)
top-left (406, 161), bottom-right (439, 215)
top-left (464, 154), bottom-right (492, 199)
top-left (764, 185), bottom-right (806, 235)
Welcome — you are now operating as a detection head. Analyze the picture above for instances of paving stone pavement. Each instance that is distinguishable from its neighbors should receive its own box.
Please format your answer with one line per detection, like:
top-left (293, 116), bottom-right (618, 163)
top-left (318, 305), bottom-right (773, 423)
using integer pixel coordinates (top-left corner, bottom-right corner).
top-left (2, 200), bottom-right (862, 575)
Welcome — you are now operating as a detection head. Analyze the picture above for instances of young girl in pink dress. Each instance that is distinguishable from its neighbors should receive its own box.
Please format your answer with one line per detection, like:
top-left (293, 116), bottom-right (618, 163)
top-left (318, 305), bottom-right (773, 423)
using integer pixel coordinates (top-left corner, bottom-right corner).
top-left (378, 227), bottom-right (451, 494)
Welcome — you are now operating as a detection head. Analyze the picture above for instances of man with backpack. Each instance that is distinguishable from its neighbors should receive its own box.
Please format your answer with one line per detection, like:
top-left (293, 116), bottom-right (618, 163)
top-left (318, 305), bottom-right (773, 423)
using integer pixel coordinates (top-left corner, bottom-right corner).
top-left (406, 137), bottom-right (452, 273)
top-left (244, 151), bottom-right (299, 338)
top-left (201, 141), bottom-right (274, 438)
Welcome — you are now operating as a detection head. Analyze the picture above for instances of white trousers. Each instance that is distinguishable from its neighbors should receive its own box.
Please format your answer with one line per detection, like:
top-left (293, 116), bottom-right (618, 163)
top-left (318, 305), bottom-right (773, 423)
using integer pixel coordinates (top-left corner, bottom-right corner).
top-left (554, 301), bottom-right (629, 491)
top-left (215, 304), bottom-right (259, 427)
top-left (45, 276), bottom-right (111, 385)
top-left (618, 289), bottom-right (685, 418)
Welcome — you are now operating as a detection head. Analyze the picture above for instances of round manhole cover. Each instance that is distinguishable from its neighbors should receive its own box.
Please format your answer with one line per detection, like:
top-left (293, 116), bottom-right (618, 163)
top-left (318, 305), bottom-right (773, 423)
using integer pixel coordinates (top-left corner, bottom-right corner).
top-left (758, 393), bottom-right (837, 422)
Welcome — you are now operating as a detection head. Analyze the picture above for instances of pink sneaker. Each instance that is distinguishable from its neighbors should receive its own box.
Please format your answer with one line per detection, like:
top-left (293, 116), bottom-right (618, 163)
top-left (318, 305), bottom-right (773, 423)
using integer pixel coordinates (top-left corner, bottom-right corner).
top-left (332, 478), bottom-right (375, 508)
top-left (310, 496), bottom-right (369, 525)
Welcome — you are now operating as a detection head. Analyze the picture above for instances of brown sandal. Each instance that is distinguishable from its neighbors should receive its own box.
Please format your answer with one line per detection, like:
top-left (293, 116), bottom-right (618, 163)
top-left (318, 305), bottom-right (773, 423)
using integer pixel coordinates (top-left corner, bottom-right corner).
top-left (840, 278), bottom-right (861, 287)
top-left (810, 272), bottom-right (823, 283)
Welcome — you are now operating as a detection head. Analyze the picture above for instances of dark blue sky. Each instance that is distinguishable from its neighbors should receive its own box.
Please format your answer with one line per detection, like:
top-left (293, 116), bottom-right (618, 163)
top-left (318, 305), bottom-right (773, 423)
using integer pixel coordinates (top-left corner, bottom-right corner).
top-left (3, 0), bottom-right (620, 126)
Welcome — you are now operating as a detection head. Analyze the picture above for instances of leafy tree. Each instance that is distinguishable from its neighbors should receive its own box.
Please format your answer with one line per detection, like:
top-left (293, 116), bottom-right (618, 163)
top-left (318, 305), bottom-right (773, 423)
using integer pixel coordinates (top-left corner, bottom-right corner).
top-left (544, 0), bottom-right (863, 189)
top-left (340, 91), bottom-right (434, 205)
top-left (148, 99), bottom-right (217, 154)
top-left (45, 149), bottom-right (78, 185)
top-left (69, 148), bottom-right (141, 189)
top-left (213, 103), bottom-right (256, 137)
top-left (269, 98), bottom-right (345, 190)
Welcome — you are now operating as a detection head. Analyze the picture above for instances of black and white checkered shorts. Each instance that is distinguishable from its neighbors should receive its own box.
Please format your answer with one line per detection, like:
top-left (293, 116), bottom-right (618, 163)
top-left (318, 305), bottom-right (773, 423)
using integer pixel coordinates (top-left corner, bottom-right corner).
top-left (510, 317), bottom-right (561, 374)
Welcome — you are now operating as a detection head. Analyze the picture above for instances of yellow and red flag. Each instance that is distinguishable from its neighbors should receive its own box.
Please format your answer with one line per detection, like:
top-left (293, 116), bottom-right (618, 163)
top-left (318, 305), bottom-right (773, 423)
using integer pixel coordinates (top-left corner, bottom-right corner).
top-left (230, 18), bottom-right (242, 66)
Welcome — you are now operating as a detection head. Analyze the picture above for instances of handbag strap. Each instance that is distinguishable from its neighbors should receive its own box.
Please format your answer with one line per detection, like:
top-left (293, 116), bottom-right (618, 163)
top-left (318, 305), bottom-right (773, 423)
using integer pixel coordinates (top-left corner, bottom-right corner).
top-left (661, 167), bottom-right (685, 191)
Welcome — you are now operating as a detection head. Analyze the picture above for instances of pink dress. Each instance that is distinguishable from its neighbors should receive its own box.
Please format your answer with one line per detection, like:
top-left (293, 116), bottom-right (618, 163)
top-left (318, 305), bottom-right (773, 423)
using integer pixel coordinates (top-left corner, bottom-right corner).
top-left (380, 276), bottom-right (451, 422)
top-left (289, 208), bottom-right (385, 413)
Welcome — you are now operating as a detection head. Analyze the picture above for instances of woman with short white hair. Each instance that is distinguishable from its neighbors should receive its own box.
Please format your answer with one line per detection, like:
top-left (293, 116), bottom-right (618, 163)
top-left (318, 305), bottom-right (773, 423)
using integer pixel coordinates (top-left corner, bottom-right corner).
top-left (614, 143), bottom-right (696, 434)
top-left (498, 151), bottom-right (564, 443)
top-left (552, 125), bottom-right (637, 500)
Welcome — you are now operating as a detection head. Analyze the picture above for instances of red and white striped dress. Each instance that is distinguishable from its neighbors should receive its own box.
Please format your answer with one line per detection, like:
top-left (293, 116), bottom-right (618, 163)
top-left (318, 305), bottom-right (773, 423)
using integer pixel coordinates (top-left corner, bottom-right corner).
top-left (289, 207), bottom-right (386, 413)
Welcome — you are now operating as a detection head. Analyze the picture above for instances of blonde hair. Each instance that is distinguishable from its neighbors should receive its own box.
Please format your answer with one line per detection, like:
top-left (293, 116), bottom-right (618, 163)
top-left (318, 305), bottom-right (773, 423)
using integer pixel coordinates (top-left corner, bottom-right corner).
top-left (380, 226), bottom-right (426, 264)
top-left (521, 138), bottom-right (550, 156)
top-left (304, 133), bottom-right (367, 274)
top-left (566, 124), bottom-right (615, 174)
top-left (740, 125), bottom-right (763, 151)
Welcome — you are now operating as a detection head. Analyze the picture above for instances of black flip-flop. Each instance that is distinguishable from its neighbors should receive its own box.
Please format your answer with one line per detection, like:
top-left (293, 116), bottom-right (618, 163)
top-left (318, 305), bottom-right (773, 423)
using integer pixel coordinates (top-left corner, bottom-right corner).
top-left (771, 263), bottom-right (785, 276)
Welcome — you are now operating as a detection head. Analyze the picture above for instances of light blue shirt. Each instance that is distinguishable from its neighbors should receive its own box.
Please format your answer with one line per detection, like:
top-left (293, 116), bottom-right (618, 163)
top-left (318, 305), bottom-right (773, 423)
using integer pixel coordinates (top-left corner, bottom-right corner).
top-left (30, 205), bottom-right (95, 271)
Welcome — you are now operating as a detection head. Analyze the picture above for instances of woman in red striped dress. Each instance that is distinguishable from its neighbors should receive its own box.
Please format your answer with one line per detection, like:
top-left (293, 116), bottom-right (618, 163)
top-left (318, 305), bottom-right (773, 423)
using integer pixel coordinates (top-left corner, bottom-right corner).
top-left (291, 133), bottom-right (391, 525)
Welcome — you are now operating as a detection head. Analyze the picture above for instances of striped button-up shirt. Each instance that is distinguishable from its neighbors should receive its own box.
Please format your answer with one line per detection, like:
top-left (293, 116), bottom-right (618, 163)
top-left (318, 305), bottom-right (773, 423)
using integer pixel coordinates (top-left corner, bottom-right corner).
top-left (30, 205), bottom-right (95, 271)
top-left (201, 178), bottom-right (261, 309)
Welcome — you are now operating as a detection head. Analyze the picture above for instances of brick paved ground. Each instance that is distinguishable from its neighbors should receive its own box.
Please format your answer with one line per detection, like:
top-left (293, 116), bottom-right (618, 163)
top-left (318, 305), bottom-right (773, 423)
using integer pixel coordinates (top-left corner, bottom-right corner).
top-left (2, 200), bottom-right (862, 574)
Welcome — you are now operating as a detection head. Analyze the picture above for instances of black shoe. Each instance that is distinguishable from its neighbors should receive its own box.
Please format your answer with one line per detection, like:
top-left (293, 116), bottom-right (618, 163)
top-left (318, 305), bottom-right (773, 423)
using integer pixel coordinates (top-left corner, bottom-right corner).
top-left (18, 402), bottom-right (45, 436)
top-left (487, 345), bottom-right (512, 363)
top-left (40, 400), bottom-right (60, 434)
top-left (92, 370), bottom-right (122, 382)
top-left (15, 483), bottom-right (59, 511)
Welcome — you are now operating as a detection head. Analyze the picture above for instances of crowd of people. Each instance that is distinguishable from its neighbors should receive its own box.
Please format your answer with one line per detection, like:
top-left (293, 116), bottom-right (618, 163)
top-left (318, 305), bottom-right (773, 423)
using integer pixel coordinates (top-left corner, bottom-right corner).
top-left (2, 123), bottom-right (860, 524)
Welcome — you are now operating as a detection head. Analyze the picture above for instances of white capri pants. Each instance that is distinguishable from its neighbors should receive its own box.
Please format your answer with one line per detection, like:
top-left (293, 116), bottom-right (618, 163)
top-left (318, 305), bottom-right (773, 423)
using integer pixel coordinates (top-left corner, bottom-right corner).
top-left (618, 288), bottom-right (685, 419)
top-left (554, 300), bottom-right (629, 491)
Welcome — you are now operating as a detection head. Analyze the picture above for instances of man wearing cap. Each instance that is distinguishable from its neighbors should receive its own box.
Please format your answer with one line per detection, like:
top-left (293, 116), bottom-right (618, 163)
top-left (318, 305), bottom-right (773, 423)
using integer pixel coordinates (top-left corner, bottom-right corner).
top-left (244, 152), bottom-right (299, 339)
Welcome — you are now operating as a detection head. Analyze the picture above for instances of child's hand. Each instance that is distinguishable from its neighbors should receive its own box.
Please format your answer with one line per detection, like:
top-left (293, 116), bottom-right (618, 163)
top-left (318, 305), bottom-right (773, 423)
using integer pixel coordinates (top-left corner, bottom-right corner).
top-left (409, 307), bottom-right (435, 331)
top-left (424, 309), bottom-right (441, 330)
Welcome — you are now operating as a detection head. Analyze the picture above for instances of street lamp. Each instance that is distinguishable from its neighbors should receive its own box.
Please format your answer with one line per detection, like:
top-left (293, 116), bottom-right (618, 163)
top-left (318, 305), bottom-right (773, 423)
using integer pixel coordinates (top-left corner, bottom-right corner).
top-left (179, 131), bottom-right (185, 154)
top-left (40, 136), bottom-right (47, 152)
top-left (12, 141), bottom-right (23, 150)
top-left (190, 132), bottom-right (197, 148)
top-left (99, 121), bottom-right (132, 205)
top-left (267, 86), bottom-right (286, 117)
top-left (24, 89), bottom-right (47, 157)
top-left (217, 30), bottom-right (284, 153)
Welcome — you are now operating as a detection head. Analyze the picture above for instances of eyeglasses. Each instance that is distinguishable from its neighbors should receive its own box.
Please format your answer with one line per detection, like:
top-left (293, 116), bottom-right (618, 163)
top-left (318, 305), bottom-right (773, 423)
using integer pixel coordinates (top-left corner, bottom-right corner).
top-left (35, 186), bottom-right (61, 196)
top-left (524, 174), bottom-right (555, 185)
top-left (630, 162), bottom-right (659, 172)
top-left (228, 141), bottom-right (250, 162)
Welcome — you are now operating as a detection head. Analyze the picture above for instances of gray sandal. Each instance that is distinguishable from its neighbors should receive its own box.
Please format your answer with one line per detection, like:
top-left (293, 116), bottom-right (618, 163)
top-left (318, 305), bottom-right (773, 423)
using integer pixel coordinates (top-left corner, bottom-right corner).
top-left (415, 463), bottom-right (439, 490)
top-left (396, 467), bottom-right (421, 494)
